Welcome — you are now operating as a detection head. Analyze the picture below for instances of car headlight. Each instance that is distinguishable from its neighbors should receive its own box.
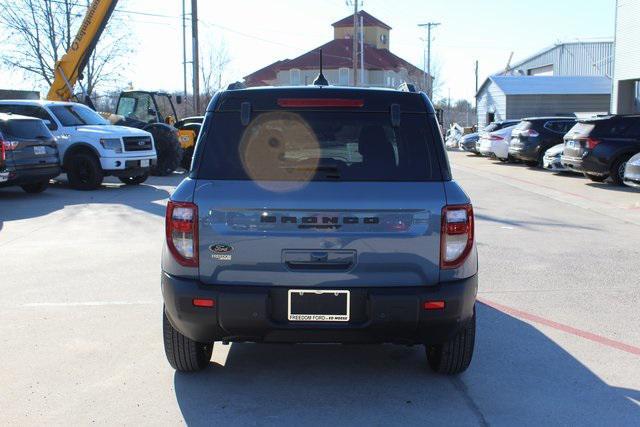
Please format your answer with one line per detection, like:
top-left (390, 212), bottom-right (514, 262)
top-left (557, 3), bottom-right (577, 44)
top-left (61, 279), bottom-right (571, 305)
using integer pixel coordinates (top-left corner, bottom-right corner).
top-left (100, 138), bottom-right (123, 153)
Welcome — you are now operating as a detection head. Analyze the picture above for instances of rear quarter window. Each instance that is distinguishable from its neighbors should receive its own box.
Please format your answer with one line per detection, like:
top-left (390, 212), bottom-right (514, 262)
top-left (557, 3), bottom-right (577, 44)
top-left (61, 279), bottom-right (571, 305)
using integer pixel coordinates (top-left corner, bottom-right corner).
top-left (197, 111), bottom-right (442, 182)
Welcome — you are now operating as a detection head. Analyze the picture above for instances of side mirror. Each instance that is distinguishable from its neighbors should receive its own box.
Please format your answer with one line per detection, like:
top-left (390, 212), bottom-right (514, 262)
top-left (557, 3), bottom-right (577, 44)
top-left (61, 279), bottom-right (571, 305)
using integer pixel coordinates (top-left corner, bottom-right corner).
top-left (176, 95), bottom-right (183, 105)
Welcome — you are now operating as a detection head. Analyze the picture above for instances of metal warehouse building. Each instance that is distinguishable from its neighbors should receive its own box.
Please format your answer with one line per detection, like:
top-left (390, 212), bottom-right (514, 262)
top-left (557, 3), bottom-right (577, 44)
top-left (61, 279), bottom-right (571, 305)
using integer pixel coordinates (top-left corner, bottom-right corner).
top-left (476, 41), bottom-right (613, 127)
top-left (501, 41), bottom-right (613, 78)
top-left (611, 0), bottom-right (640, 114)
top-left (476, 76), bottom-right (611, 127)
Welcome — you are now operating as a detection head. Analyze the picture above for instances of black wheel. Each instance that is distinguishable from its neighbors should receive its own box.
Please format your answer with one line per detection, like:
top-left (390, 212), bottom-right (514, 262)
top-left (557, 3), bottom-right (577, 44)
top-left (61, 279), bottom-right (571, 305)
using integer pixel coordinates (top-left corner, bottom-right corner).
top-left (20, 180), bottom-right (49, 193)
top-left (118, 172), bottom-right (149, 185)
top-left (426, 309), bottom-right (475, 375)
top-left (583, 173), bottom-right (607, 183)
top-left (67, 153), bottom-right (104, 190)
top-left (610, 156), bottom-right (631, 186)
top-left (163, 308), bottom-right (212, 372)
top-left (147, 125), bottom-right (183, 176)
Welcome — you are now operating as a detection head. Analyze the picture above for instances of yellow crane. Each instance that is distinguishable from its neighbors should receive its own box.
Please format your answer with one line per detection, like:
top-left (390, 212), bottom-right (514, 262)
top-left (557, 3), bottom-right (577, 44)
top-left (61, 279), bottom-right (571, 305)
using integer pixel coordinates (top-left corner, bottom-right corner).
top-left (46, 0), bottom-right (201, 174)
top-left (47, 0), bottom-right (118, 106)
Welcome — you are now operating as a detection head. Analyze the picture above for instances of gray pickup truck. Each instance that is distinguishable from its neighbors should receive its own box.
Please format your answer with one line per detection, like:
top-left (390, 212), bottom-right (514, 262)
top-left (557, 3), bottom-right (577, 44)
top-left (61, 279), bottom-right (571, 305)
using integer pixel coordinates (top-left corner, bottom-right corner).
top-left (161, 85), bottom-right (478, 375)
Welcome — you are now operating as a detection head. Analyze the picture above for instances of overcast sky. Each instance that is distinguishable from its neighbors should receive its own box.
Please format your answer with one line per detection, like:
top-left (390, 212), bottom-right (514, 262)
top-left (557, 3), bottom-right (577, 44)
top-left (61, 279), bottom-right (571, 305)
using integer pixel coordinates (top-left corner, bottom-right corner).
top-left (0, 0), bottom-right (616, 102)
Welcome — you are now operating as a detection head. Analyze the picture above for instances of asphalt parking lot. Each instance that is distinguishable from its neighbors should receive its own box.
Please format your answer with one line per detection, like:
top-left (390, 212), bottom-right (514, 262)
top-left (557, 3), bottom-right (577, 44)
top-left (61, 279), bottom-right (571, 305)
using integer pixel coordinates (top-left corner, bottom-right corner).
top-left (1, 153), bottom-right (639, 426)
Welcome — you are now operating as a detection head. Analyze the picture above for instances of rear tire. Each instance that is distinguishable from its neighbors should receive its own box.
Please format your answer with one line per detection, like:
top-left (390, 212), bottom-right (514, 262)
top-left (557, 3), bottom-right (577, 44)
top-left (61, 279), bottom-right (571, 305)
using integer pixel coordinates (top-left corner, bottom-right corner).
top-left (20, 180), bottom-right (48, 193)
top-left (426, 309), bottom-right (475, 375)
top-left (584, 173), bottom-right (607, 183)
top-left (610, 156), bottom-right (631, 186)
top-left (66, 153), bottom-right (104, 190)
top-left (147, 125), bottom-right (183, 176)
top-left (118, 172), bottom-right (149, 185)
top-left (163, 309), bottom-right (212, 372)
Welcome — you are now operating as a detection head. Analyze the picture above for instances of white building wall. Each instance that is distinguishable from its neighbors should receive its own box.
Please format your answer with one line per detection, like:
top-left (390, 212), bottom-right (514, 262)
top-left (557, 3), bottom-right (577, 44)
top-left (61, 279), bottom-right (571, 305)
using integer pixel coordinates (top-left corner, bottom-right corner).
top-left (612, 0), bottom-right (640, 114)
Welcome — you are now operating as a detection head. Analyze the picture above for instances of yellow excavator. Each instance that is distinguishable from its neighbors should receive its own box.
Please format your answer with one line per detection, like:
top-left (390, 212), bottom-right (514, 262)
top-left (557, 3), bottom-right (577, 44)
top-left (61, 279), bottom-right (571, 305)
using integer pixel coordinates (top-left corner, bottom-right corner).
top-left (47, 0), bottom-right (202, 174)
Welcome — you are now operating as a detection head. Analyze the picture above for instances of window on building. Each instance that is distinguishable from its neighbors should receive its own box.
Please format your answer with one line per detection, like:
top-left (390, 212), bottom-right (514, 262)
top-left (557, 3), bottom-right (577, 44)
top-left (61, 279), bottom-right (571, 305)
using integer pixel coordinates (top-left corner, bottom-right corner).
top-left (527, 64), bottom-right (554, 76)
top-left (339, 68), bottom-right (350, 86)
top-left (386, 72), bottom-right (394, 87)
top-left (290, 69), bottom-right (301, 86)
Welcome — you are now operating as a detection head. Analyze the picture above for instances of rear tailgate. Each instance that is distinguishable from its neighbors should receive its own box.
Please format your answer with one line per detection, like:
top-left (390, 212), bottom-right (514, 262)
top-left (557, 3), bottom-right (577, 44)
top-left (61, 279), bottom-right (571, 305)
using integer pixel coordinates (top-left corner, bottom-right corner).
top-left (0, 119), bottom-right (58, 169)
top-left (563, 122), bottom-right (596, 158)
top-left (195, 181), bottom-right (444, 287)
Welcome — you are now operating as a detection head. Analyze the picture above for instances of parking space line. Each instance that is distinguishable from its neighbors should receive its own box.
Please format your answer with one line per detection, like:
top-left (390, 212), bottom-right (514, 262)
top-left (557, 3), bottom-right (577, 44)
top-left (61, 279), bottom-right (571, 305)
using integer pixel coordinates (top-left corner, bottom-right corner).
top-left (23, 301), bottom-right (159, 307)
top-left (478, 298), bottom-right (640, 356)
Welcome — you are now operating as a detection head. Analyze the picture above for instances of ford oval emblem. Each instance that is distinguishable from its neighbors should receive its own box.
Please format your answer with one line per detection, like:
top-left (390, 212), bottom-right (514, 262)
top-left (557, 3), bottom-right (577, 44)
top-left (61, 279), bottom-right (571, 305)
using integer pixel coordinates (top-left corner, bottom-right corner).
top-left (210, 244), bottom-right (233, 254)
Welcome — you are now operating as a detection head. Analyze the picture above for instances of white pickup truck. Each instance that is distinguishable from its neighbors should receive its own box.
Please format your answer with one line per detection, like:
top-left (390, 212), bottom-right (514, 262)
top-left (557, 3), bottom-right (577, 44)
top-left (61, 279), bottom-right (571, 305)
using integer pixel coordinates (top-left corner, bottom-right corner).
top-left (0, 100), bottom-right (157, 190)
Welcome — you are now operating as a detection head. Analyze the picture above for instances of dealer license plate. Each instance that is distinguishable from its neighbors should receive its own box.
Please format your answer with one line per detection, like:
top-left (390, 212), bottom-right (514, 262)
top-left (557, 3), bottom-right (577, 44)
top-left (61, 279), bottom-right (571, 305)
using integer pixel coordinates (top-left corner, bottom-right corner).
top-left (288, 289), bottom-right (350, 322)
top-left (34, 146), bottom-right (46, 155)
top-left (140, 159), bottom-right (150, 167)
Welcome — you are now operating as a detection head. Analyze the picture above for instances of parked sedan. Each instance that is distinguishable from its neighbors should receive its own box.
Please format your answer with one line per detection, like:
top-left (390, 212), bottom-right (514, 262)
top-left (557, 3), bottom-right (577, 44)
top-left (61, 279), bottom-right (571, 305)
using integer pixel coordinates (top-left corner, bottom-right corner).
top-left (624, 152), bottom-right (640, 188)
top-left (561, 115), bottom-right (640, 185)
top-left (509, 117), bottom-right (576, 167)
top-left (543, 144), bottom-right (569, 172)
top-left (478, 125), bottom-right (518, 161)
top-left (473, 120), bottom-right (520, 153)
top-left (459, 132), bottom-right (480, 153)
top-left (0, 113), bottom-right (61, 193)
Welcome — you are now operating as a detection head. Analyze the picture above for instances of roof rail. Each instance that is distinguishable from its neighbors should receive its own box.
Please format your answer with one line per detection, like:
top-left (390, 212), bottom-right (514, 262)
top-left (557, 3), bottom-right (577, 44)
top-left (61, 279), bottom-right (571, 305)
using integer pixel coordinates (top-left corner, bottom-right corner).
top-left (227, 81), bottom-right (246, 90)
top-left (397, 82), bottom-right (417, 93)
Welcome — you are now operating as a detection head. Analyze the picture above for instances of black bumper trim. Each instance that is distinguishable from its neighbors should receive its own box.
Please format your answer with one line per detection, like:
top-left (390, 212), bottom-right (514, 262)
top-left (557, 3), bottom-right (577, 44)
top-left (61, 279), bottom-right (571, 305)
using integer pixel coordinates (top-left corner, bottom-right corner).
top-left (161, 273), bottom-right (478, 345)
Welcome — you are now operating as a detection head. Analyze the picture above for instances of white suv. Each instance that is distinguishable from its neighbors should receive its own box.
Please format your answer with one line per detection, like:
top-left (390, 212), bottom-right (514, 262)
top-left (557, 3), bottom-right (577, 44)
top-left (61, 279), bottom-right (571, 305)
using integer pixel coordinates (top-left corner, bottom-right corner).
top-left (0, 100), bottom-right (157, 190)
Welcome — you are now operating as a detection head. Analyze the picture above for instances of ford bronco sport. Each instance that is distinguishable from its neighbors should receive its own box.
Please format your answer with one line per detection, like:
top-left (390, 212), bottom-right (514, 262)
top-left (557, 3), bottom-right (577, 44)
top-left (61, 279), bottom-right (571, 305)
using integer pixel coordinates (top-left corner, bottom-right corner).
top-left (161, 85), bottom-right (478, 375)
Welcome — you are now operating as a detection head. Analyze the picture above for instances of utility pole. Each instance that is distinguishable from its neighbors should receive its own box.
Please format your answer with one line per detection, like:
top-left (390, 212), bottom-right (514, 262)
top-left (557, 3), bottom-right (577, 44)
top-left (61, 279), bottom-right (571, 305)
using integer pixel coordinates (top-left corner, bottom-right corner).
top-left (182, 0), bottom-right (188, 101)
top-left (475, 60), bottom-right (479, 125)
top-left (360, 14), bottom-right (365, 86)
top-left (191, 0), bottom-right (200, 113)
top-left (350, 0), bottom-right (359, 86)
top-left (418, 22), bottom-right (440, 99)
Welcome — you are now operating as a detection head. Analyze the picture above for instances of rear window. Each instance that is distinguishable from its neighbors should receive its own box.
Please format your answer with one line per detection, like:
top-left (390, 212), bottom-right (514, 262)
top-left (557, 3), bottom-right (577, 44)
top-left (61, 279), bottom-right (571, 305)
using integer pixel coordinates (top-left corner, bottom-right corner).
top-left (0, 119), bottom-right (51, 139)
top-left (566, 122), bottom-right (596, 139)
top-left (197, 111), bottom-right (441, 182)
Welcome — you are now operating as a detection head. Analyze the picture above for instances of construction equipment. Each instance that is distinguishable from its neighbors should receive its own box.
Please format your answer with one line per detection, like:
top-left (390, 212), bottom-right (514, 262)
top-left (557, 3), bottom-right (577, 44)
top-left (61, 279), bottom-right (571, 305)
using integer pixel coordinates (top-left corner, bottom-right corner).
top-left (46, 0), bottom-right (192, 175)
top-left (113, 91), bottom-right (203, 170)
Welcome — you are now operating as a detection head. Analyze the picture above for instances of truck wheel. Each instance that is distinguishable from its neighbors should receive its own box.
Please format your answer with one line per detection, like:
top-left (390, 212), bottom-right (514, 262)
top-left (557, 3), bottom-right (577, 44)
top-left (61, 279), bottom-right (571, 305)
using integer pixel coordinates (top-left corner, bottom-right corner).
top-left (426, 309), bottom-right (475, 375)
top-left (610, 156), bottom-right (631, 186)
top-left (180, 147), bottom-right (194, 170)
top-left (148, 125), bottom-right (183, 176)
top-left (118, 172), bottom-right (149, 185)
top-left (67, 153), bottom-right (104, 190)
top-left (20, 180), bottom-right (49, 193)
top-left (584, 173), bottom-right (607, 183)
top-left (163, 308), bottom-right (212, 372)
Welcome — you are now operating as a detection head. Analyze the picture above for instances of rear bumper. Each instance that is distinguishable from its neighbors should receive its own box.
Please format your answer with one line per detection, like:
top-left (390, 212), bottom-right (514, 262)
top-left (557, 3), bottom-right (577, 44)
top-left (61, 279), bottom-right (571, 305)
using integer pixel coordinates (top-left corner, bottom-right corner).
top-left (509, 145), bottom-right (538, 161)
top-left (544, 155), bottom-right (565, 171)
top-left (161, 272), bottom-right (478, 345)
top-left (0, 165), bottom-right (61, 187)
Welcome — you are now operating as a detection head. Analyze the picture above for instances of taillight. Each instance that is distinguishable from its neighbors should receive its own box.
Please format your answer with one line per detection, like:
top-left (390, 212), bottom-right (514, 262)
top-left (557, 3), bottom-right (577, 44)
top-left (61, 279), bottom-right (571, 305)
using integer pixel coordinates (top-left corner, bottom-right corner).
top-left (2, 140), bottom-right (19, 152)
top-left (0, 139), bottom-right (5, 162)
top-left (586, 137), bottom-right (601, 149)
top-left (489, 134), bottom-right (504, 141)
top-left (440, 204), bottom-right (474, 269)
top-left (166, 201), bottom-right (199, 267)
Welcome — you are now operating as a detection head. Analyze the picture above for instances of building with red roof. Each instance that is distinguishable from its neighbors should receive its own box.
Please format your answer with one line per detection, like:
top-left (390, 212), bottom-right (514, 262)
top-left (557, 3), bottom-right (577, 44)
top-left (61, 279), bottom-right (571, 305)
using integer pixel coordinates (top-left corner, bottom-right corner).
top-left (244, 11), bottom-right (430, 90)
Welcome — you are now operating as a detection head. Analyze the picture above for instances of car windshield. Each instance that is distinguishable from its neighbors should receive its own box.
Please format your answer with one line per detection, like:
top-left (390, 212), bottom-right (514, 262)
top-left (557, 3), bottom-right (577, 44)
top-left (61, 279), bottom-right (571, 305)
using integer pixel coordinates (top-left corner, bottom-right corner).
top-left (49, 104), bottom-right (108, 126)
top-left (198, 111), bottom-right (441, 182)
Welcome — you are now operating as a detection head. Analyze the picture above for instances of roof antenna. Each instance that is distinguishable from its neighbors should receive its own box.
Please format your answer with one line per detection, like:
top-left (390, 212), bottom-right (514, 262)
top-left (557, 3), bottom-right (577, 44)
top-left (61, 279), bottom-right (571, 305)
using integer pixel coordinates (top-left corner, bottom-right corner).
top-left (313, 48), bottom-right (329, 86)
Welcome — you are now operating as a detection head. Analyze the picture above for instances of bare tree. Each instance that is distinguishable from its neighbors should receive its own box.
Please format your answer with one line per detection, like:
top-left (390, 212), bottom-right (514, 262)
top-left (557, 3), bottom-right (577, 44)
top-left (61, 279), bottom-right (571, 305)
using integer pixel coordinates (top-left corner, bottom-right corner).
top-left (201, 39), bottom-right (231, 97)
top-left (0, 0), bottom-right (131, 95)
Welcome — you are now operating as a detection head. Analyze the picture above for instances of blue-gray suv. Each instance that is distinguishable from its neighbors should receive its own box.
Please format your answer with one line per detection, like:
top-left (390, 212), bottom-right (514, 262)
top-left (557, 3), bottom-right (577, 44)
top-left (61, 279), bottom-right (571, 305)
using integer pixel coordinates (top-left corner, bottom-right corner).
top-left (161, 85), bottom-right (478, 375)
